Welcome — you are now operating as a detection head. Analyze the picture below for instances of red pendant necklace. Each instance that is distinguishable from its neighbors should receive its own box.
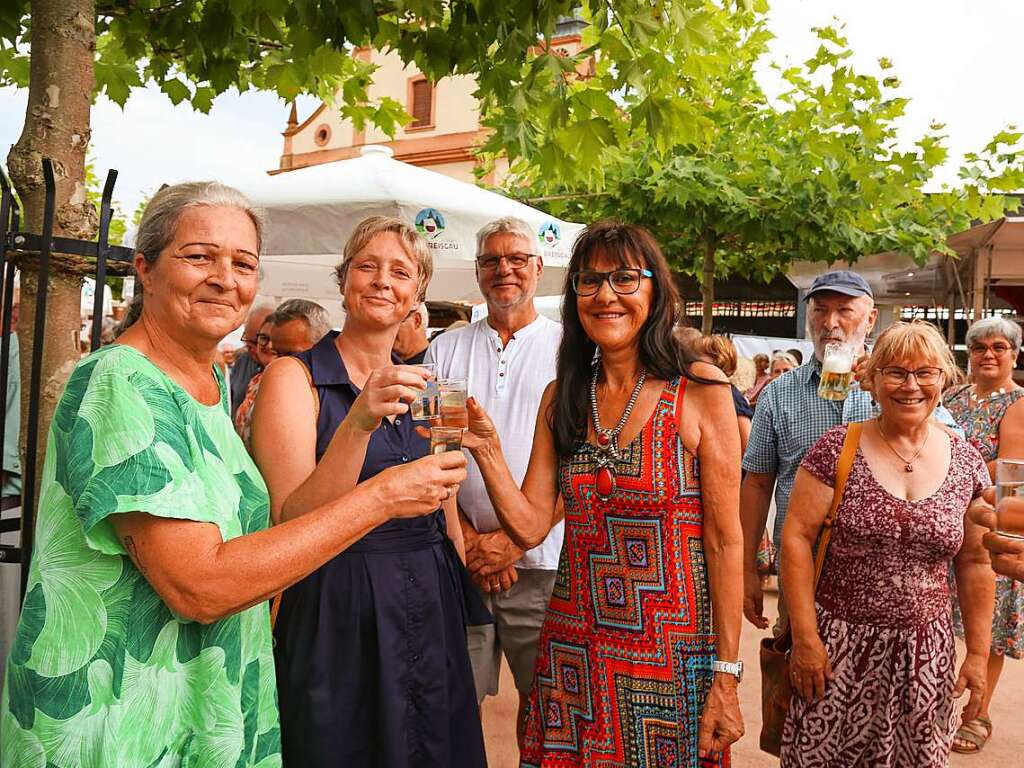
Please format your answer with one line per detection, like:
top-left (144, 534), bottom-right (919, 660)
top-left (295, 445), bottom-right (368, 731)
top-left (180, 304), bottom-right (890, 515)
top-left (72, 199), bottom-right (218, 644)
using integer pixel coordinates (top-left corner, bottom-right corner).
top-left (590, 364), bottom-right (647, 500)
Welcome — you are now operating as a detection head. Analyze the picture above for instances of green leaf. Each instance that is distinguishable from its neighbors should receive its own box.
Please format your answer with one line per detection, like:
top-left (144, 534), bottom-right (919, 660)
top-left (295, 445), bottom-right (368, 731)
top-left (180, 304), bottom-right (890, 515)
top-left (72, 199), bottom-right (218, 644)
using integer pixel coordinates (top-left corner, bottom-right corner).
top-left (160, 78), bottom-right (191, 106)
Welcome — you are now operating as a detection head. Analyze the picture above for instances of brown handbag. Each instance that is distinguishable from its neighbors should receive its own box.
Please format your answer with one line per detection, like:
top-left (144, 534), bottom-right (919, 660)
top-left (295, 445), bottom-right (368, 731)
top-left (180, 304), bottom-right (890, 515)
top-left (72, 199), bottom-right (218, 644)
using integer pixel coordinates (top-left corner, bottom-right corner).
top-left (758, 421), bottom-right (862, 756)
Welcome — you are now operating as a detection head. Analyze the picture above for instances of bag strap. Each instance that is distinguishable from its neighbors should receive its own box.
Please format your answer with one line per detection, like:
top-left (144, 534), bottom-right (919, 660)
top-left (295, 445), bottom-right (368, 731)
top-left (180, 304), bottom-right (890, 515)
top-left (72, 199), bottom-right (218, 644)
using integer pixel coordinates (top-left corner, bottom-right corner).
top-left (774, 421), bottom-right (862, 650)
top-left (811, 421), bottom-right (863, 591)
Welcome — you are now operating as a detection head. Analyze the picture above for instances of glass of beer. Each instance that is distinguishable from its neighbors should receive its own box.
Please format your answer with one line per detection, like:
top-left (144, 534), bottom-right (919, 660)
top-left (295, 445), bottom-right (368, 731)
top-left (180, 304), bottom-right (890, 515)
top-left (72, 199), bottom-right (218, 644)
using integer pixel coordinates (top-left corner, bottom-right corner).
top-left (409, 364), bottom-right (439, 423)
top-left (430, 426), bottom-right (464, 454)
top-left (818, 343), bottom-right (855, 401)
top-left (996, 459), bottom-right (1024, 540)
top-left (439, 378), bottom-right (469, 429)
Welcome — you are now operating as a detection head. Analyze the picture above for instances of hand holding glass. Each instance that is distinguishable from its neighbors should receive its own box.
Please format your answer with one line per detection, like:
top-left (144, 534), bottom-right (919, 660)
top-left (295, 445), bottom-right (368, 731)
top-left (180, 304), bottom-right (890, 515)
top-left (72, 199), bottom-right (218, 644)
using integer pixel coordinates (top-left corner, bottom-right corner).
top-left (430, 426), bottom-right (464, 454)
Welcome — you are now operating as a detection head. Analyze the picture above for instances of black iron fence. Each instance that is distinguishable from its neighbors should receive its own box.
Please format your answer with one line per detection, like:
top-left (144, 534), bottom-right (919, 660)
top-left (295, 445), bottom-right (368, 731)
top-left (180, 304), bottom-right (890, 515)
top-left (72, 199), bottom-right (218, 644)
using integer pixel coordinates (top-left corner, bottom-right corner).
top-left (0, 158), bottom-right (134, 600)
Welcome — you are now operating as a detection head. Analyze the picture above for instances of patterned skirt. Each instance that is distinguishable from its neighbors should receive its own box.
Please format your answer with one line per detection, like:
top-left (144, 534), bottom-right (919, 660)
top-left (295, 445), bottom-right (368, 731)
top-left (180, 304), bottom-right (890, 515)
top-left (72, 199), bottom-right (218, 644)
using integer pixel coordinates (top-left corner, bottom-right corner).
top-left (781, 606), bottom-right (957, 768)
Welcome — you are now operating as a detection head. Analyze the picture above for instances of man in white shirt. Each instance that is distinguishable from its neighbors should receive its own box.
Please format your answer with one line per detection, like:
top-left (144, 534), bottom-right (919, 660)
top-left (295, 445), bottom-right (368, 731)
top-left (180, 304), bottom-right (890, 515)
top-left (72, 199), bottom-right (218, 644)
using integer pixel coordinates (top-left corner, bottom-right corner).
top-left (425, 216), bottom-right (563, 738)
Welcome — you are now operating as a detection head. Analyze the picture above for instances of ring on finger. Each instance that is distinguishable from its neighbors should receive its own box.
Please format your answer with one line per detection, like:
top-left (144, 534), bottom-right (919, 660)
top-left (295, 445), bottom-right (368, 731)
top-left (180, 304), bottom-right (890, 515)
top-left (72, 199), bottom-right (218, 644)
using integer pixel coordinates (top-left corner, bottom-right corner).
top-left (443, 487), bottom-right (452, 501)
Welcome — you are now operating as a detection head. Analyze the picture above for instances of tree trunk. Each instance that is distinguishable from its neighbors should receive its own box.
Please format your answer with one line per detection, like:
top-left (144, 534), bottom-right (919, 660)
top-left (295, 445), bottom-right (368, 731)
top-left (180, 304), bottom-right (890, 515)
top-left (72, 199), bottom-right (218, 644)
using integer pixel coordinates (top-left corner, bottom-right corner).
top-left (700, 236), bottom-right (716, 335)
top-left (7, 0), bottom-right (96, 524)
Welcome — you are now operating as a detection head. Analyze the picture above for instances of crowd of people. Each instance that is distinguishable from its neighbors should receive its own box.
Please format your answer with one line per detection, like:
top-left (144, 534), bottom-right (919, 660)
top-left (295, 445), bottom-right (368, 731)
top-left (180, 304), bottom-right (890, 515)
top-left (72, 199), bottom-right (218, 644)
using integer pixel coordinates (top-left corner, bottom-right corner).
top-left (0, 179), bottom-right (1022, 768)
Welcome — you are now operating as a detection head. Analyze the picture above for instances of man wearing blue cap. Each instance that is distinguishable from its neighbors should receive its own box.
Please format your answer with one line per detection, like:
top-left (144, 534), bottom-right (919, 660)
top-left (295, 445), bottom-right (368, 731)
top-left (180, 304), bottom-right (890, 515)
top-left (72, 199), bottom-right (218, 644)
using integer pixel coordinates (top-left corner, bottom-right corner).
top-left (740, 270), bottom-right (878, 632)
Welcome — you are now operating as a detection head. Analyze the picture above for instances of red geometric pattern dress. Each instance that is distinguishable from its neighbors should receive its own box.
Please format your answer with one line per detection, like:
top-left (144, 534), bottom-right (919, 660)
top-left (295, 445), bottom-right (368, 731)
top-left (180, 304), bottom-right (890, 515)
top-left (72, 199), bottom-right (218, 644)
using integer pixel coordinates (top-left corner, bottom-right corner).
top-left (520, 378), bottom-right (727, 768)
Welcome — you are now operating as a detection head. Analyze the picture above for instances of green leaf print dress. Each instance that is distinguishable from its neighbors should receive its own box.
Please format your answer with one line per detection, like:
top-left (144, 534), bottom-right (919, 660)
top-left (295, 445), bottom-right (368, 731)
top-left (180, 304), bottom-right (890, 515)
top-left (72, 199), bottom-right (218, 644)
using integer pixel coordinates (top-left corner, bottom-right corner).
top-left (0, 345), bottom-right (281, 768)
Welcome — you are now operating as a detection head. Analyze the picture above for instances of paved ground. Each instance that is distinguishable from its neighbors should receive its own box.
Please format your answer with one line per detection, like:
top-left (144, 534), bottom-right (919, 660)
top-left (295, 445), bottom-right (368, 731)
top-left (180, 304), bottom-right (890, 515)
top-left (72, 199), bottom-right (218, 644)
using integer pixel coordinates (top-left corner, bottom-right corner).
top-left (481, 590), bottom-right (1024, 767)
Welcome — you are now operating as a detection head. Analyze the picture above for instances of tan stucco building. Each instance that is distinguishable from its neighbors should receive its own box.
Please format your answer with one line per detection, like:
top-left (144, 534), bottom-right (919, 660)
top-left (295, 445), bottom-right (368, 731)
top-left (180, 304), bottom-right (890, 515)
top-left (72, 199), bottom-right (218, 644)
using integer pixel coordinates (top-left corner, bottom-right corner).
top-left (272, 18), bottom-right (587, 183)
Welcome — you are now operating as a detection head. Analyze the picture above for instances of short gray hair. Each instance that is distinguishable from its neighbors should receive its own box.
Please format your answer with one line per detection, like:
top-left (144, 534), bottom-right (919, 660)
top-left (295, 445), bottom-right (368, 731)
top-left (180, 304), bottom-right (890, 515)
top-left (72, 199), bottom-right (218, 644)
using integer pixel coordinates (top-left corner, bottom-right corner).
top-left (134, 181), bottom-right (264, 264)
top-left (772, 351), bottom-right (800, 369)
top-left (475, 216), bottom-right (538, 259)
top-left (268, 298), bottom-right (332, 341)
top-left (966, 315), bottom-right (1022, 352)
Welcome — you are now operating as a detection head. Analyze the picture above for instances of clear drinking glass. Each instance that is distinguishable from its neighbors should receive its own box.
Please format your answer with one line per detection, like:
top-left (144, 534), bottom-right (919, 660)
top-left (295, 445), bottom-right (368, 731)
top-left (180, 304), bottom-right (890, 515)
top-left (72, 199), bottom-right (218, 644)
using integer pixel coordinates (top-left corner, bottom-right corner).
top-left (429, 426), bottom-right (464, 454)
top-left (409, 364), bottom-right (439, 423)
top-left (996, 459), bottom-right (1024, 540)
top-left (439, 378), bottom-right (469, 429)
top-left (817, 342), bottom-right (855, 401)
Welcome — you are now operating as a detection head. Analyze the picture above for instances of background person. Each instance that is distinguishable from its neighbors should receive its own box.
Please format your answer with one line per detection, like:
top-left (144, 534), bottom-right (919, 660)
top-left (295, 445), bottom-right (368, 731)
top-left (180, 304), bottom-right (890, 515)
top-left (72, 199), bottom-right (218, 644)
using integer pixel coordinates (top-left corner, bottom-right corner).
top-left (780, 321), bottom-right (994, 765)
top-left (745, 352), bottom-right (771, 405)
top-left (464, 221), bottom-right (745, 765)
top-left (769, 350), bottom-right (799, 381)
top-left (251, 216), bottom-right (488, 768)
top-left (425, 215), bottom-right (562, 740)
top-left (229, 300), bottom-right (275, 417)
top-left (267, 298), bottom-right (332, 356)
top-left (740, 271), bottom-right (878, 633)
top-left (943, 315), bottom-right (1024, 754)
top-left (235, 299), bottom-right (332, 449)
top-left (393, 301), bottom-right (431, 364)
top-left (0, 183), bottom-right (465, 768)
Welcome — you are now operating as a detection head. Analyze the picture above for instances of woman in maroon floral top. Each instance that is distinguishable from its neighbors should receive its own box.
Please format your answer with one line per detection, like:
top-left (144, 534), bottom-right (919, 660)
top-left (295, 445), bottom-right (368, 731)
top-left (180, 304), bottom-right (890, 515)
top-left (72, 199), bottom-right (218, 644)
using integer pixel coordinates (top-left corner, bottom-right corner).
top-left (780, 321), bottom-right (995, 767)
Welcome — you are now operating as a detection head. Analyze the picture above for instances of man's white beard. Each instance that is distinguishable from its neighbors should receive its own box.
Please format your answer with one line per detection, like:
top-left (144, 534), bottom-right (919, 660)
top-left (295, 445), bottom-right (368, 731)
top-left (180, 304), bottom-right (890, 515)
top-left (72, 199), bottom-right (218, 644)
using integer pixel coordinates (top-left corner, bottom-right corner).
top-left (808, 318), bottom-right (871, 361)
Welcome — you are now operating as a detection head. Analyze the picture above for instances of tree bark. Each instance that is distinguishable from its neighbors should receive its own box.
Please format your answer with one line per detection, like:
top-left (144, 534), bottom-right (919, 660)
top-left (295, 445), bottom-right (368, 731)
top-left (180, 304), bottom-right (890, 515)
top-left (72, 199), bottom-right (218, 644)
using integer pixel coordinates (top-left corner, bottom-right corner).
top-left (7, 0), bottom-right (96, 520)
top-left (700, 235), bottom-right (716, 335)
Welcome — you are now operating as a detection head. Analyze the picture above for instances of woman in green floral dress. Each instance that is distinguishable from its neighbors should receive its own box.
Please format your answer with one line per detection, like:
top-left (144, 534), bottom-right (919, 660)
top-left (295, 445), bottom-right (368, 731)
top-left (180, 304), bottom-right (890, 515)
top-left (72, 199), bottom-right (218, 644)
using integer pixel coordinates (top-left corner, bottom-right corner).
top-left (945, 315), bottom-right (1024, 755)
top-left (0, 182), bottom-right (467, 768)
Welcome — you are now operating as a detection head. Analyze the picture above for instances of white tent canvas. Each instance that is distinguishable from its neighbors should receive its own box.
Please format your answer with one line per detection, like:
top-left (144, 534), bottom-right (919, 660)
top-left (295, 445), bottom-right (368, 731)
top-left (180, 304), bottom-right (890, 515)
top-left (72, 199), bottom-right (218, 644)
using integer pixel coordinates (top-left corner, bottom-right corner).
top-left (239, 146), bottom-right (584, 305)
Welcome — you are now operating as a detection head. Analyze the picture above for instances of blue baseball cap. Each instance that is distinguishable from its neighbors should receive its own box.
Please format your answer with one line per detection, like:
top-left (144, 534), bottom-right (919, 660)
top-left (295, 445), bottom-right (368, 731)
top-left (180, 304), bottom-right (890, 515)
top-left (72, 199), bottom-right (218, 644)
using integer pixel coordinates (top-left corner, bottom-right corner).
top-left (803, 270), bottom-right (873, 301)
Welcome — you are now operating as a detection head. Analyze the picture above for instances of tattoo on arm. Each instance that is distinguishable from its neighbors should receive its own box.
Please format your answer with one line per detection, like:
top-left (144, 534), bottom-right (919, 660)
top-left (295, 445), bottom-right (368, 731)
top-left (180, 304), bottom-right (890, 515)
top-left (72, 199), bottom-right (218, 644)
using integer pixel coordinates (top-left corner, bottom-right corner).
top-left (123, 535), bottom-right (146, 575)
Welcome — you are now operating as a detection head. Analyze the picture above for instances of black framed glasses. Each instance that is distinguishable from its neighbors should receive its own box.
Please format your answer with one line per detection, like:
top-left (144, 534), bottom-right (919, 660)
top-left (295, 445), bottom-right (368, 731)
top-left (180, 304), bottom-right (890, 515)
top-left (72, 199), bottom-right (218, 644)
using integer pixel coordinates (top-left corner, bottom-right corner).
top-left (476, 252), bottom-right (535, 270)
top-left (879, 366), bottom-right (943, 386)
top-left (571, 268), bottom-right (653, 297)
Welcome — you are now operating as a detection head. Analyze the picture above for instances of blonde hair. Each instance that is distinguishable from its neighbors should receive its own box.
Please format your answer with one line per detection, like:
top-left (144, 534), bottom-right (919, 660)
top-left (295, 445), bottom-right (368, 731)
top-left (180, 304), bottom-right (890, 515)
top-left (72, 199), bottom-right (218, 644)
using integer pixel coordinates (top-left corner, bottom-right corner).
top-left (333, 216), bottom-right (433, 301)
top-left (864, 320), bottom-right (959, 384)
top-left (699, 335), bottom-right (738, 377)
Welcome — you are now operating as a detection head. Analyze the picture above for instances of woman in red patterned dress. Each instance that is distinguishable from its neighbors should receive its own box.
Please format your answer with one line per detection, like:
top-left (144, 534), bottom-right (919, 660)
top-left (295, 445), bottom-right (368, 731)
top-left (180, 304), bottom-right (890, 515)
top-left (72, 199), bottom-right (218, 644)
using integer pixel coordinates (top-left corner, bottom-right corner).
top-left (465, 222), bottom-right (745, 766)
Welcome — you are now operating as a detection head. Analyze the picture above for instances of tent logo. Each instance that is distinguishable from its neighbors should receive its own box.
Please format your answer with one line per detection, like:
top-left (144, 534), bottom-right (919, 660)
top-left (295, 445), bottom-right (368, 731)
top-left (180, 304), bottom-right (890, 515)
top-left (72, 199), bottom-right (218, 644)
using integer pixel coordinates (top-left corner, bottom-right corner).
top-left (415, 208), bottom-right (446, 239)
top-left (538, 221), bottom-right (561, 246)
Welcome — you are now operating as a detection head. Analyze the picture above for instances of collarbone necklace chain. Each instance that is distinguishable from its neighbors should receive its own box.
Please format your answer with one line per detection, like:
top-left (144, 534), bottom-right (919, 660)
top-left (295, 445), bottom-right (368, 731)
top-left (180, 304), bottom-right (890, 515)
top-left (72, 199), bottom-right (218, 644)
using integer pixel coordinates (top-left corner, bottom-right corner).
top-left (590, 365), bottom-right (646, 500)
top-left (875, 418), bottom-right (929, 473)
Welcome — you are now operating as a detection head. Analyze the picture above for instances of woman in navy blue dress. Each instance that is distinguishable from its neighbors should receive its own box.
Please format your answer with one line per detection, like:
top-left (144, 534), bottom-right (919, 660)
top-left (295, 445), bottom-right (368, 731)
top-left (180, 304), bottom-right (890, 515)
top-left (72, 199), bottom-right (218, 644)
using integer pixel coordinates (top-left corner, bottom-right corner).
top-left (252, 216), bottom-right (489, 767)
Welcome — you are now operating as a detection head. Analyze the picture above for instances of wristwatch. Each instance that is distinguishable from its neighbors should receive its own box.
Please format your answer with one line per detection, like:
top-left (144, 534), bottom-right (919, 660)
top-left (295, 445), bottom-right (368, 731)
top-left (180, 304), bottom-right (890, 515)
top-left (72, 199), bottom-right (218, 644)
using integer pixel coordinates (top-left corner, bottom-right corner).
top-left (712, 659), bottom-right (744, 682)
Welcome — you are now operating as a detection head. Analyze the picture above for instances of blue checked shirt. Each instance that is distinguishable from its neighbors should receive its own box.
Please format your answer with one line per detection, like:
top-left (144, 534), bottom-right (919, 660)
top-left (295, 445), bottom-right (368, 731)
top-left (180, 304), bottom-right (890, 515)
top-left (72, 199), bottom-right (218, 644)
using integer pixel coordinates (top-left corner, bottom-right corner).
top-left (742, 357), bottom-right (875, 548)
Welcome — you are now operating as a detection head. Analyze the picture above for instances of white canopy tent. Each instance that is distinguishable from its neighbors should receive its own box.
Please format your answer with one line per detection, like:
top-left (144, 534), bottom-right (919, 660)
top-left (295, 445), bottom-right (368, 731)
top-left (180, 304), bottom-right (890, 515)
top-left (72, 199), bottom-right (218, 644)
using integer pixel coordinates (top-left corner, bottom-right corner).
top-left (238, 146), bottom-right (584, 320)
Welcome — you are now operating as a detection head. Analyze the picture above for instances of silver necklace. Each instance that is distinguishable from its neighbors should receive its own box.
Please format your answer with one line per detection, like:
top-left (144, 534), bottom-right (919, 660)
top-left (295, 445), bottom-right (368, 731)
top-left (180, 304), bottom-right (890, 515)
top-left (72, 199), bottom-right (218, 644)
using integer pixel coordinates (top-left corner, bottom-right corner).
top-left (590, 365), bottom-right (646, 500)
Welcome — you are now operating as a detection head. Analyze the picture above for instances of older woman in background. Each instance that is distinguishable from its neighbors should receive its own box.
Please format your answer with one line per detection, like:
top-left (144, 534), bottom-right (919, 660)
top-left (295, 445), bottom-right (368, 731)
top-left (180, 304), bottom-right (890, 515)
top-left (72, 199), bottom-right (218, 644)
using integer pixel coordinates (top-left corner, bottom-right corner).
top-left (252, 216), bottom-right (488, 767)
top-left (466, 222), bottom-right (744, 766)
top-left (769, 350), bottom-right (799, 381)
top-left (943, 315), bottom-right (1024, 754)
top-left (781, 321), bottom-right (994, 766)
top-left (0, 184), bottom-right (465, 768)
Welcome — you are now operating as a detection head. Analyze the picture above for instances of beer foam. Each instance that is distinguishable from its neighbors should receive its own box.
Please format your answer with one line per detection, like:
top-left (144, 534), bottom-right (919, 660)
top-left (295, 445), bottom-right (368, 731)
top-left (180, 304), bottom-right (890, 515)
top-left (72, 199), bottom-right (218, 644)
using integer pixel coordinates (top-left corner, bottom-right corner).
top-left (822, 356), bottom-right (853, 374)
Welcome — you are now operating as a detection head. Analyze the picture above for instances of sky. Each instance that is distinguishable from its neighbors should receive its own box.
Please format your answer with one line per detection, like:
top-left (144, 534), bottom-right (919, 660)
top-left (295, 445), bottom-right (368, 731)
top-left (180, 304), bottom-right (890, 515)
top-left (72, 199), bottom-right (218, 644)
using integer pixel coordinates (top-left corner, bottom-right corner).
top-left (0, 0), bottom-right (1021, 219)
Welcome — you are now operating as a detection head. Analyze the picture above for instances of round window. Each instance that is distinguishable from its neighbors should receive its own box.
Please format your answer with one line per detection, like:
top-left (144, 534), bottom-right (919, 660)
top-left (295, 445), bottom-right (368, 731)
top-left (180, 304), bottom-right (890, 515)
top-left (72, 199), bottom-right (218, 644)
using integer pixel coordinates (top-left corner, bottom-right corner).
top-left (314, 124), bottom-right (331, 147)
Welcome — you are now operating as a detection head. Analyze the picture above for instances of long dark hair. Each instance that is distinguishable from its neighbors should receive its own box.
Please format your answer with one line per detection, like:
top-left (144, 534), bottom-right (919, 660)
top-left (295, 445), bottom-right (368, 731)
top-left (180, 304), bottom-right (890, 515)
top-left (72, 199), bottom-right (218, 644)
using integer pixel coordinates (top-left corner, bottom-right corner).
top-left (550, 221), bottom-right (697, 457)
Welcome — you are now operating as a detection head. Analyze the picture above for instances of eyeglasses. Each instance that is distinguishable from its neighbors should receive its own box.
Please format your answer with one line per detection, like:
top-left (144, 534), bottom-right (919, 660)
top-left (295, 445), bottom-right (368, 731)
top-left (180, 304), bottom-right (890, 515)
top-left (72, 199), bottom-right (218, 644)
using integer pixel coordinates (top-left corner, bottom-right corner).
top-left (969, 343), bottom-right (1015, 357)
top-left (255, 333), bottom-right (276, 356)
top-left (878, 366), bottom-right (943, 386)
top-left (571, 268), bottom-right (653, 297)
top-left (476, 252), bottom-right (535, 270)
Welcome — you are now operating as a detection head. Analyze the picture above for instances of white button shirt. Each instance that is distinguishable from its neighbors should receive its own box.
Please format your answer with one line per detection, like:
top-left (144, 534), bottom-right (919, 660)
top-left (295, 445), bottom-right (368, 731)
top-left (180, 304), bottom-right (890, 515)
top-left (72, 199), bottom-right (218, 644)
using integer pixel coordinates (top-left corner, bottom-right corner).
top-left (425, 315), bottom-right (565, 570)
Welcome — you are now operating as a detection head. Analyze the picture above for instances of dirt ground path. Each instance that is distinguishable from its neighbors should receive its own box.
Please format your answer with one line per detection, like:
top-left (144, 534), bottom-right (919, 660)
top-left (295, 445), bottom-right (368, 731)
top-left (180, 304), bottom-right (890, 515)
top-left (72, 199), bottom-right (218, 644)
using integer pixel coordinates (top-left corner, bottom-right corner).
top-left (482, 590), bottom-right (1024, 766)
